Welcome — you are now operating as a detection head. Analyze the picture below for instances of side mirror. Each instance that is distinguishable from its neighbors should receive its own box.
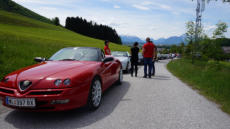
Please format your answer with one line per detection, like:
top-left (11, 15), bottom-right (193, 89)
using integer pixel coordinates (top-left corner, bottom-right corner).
top-left (103, 57), bottom-right (114, 63)
top-left (34, 57), bottom-right (46, 62)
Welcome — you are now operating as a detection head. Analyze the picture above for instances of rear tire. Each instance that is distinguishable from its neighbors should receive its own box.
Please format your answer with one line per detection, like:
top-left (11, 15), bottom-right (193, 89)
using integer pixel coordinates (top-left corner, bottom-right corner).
top-left (87, 77), bottom-right (102, 110)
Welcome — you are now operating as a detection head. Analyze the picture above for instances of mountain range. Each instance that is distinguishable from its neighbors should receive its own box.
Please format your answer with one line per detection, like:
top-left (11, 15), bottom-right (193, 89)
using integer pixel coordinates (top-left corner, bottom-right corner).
top-left (121, 34), bottom-right (187, 46)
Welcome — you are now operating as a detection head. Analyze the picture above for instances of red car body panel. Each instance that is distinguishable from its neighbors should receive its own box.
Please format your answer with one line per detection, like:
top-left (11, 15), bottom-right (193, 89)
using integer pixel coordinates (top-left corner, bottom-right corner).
top-left (0, 57), bottom-right (121, 111)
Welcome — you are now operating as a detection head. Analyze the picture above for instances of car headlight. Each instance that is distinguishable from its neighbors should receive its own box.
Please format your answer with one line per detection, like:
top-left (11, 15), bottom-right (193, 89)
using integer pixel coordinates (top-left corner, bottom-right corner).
top-left (63, 79), bottom-right (71, 85)
top-left (54, 79), bottom-right (62, 86)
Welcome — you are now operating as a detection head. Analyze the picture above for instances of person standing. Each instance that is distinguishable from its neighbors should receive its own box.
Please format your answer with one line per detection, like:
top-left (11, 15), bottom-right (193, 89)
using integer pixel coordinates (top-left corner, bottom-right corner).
top-left (130, 42), bottom-right (140, 77)
top-left (142, 37), bottom-right (155, 78)
top-left (150, 41), bottom-right (157, 76)
top-left (104, 40), bottom-right (111, 55)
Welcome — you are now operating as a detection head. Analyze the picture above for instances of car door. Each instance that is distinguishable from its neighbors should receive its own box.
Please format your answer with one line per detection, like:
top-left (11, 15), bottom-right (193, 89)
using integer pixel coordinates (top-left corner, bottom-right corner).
top-left (99, 50), bottom-right (113, 90)
top-left (109, 58), bottom-right (120, 83)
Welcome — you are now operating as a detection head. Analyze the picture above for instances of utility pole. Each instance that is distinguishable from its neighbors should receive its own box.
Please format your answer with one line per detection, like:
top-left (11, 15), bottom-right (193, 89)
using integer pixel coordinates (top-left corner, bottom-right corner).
top-left (195, 0), bottom-right (205, 42)
top-left (192, 0), bottom-right (205, 63)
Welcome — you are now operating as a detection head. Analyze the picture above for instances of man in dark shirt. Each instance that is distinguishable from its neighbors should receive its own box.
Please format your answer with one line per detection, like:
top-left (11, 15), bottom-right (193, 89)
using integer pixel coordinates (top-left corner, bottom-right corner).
top-left (130, 42), bottom-right (139, 77)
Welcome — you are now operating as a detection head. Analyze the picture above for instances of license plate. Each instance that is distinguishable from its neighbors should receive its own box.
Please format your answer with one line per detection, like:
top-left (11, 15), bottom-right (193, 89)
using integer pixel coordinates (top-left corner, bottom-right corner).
top-left (6, 97), bottom-right (36, 107)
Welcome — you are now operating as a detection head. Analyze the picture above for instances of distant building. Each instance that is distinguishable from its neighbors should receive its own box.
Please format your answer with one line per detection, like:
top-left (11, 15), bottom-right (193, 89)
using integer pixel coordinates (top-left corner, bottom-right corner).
top-left (222, 46), bottom-right (230, 54)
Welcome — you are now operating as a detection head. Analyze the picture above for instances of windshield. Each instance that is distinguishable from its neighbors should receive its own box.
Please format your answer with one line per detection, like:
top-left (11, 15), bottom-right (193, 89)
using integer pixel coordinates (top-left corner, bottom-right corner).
top-left (112, 51), bottom-right (128, 57)
top-left (49, 48), bottom-right (99, 61)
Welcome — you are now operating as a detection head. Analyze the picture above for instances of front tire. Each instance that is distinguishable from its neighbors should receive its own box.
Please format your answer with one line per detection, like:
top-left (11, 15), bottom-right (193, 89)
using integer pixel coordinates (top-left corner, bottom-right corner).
top-left (87, 77), bottom-right (102, 110)
top-left (116, 69), bottom-right (123, 85)
top-left (126, 62), bottom-right (130, 73)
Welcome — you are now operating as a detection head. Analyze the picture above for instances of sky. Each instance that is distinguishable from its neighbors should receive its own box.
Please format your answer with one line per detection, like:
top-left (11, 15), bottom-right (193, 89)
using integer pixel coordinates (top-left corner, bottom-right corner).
top-left (12, 0), bottom-right (230, 40)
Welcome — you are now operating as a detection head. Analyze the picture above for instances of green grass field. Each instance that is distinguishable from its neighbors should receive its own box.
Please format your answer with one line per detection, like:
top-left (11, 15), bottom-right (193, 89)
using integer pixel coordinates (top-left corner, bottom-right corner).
top-left (167, 59), bottom-right (230, 114)
top-left (0, 0), bottom-right (52, 24)
top-left (0, 10), bottom-right (130, 79)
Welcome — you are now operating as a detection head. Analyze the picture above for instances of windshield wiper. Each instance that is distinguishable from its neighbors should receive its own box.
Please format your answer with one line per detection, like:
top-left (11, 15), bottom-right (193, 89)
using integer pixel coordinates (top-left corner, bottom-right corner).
top-left (59, 59), bottom-right (76, 61)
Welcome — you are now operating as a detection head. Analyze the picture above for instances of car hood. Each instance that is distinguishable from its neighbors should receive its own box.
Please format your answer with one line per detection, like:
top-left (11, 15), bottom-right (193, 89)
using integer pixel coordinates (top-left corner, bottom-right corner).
top-left (19, 61), bottom-right (94, 79)
top-left (3, 61), bottom-right (97, 89)
top-left (114, 57), bottom-right (129, 62)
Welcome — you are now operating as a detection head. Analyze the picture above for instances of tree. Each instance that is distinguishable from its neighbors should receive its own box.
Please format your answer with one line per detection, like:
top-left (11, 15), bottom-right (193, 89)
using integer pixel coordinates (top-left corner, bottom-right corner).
top-left (212, 21), bottom-right (228, 38)
top-left (52, 17), bottom-right (60, 26)
top-left (185, 41), bottom-right (193, 57)
top-left (185, 21), bottom-right (204, 41)
top-left (179, 42), bottom-right (185, 55)
top-left (185, 21), bottom-right (196, 43)
top-left (65, 16), bottom-right (122, 44)
top-left (185, 21), bottom-right (196, 61)
top-left (199, 39), bottom-right (225, 60)
top-left (191, 0), bottom-right (229, 40)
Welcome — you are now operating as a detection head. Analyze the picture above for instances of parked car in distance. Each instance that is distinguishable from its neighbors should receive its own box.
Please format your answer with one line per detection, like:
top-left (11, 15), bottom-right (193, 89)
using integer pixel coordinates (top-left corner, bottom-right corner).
top-left (162, 54), bottom-right (170, 59)
top-left (0, 47), bottom-right (123, 111)
top-left (157, 53), bottom-right (163, 60)
top-left (138, 53), bottom-right (144, 65)
top-left (111, 51), bottom-right (131, 72)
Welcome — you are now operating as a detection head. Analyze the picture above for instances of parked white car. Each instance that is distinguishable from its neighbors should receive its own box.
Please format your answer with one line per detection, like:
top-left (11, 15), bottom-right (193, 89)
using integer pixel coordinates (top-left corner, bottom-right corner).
top-left (112, 51), bottom-right (131, 72)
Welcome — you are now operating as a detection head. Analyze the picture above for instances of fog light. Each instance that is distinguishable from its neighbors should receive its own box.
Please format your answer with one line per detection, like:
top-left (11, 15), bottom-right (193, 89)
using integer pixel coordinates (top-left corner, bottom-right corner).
top-left (51, 99), bottom-right (69, 104)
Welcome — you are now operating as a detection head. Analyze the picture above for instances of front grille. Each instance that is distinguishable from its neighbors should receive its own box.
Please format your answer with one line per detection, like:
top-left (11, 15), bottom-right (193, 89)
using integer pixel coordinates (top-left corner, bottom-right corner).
top-left (0, 88), bottom-right (14, 94)
top-left (16, 106), bottom-right (55, 110)
top-left (36, 101), bottom-right (49, 106)
top-left (36, 107), bottom-right (55, 110)
top-left (29, 91), bottom-right (63, 95)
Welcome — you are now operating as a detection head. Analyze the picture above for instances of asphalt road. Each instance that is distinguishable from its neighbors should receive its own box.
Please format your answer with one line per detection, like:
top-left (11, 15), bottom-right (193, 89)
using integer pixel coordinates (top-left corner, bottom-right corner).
top-left (0, 59), bottom-right (230, 129)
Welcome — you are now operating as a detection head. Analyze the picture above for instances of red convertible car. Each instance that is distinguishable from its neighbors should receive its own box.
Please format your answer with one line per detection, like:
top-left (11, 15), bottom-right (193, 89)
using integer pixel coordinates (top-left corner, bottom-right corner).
top-left (0, 47), bottom-right (123, 111)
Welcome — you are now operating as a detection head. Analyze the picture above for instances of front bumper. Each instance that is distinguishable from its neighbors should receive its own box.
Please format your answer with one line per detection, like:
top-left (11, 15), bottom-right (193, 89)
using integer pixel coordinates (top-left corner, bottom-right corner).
top-left (121, 61), bottom-right (128, 70)
top-left (0, 86), bottom-right (88, 111)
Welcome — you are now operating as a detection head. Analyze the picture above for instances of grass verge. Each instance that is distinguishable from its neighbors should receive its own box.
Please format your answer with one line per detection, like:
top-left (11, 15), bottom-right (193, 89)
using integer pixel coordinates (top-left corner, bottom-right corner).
top-left (0, 10), bottom-right (130, 79)
top-left (167, 59), bottom-right (230, 114)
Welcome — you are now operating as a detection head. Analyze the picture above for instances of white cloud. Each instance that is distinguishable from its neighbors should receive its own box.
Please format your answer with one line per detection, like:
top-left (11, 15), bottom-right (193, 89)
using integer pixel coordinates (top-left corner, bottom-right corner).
top-left (204, 24), bottom-right (216, 31)
top-left (12, 0), bottom-right (82, 7)
top-left (11, 0), bottom-right (230, 39)
top-left (13, 0), bottom-right (46, 4)
top-left (137, 1), bottom-right (173, 11)
top-left (100, 0), bottom-right (111, 2)
top-left (113, 5), bottom-right (120, 9)
top-left (132, 4), bottom-right (150, 10)
top-left (159, 4), bottom-right (172, 10)
top-left (142, 1), bottom-right (153, 5)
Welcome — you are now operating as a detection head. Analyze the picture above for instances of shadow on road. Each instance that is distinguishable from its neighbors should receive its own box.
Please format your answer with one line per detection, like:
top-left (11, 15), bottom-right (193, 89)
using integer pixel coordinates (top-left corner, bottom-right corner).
top-left (136, 75), bottom-right (171, 80)
top-left (151, 75), bottom-right (171, 80)
top-left (4, 81), bottom-right (130, 129)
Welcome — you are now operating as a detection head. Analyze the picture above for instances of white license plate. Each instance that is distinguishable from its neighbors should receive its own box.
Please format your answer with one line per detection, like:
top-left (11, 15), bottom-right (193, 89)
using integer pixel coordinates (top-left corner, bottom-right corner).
top-left (6, 97), bottom-right (36, 107)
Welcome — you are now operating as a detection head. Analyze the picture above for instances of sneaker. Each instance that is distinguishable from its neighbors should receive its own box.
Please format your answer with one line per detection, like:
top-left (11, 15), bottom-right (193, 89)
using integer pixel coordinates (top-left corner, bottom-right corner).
top-left (143, 76), bottom-right (147, 78)
top-left (131, 74), bottom-right (133, 77)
